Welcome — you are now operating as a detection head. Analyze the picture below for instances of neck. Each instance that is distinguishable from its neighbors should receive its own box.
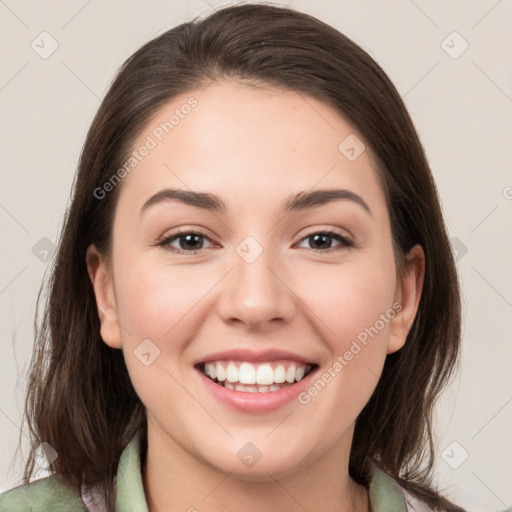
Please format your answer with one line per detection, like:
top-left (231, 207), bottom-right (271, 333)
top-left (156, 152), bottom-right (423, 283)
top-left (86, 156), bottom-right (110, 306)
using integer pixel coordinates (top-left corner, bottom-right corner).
top-left (142, 419), bottom-right (370, 512)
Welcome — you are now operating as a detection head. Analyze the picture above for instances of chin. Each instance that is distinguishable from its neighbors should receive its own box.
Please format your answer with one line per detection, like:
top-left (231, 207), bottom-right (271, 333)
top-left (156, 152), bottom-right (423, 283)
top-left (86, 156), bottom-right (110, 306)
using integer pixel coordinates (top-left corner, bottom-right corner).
top-left (204, 449), bottom-right (308, 482)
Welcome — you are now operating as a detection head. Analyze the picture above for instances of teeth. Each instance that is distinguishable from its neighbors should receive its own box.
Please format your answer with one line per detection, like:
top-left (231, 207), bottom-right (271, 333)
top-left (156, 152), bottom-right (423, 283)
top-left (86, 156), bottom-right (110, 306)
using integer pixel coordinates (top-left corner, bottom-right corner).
top-left (285, 364), bottom-right (296, 383)
top-left (256, 364), bottom-right (274, 385)
top-left (215, 363), bottom-right (226, 382)
top-left (204, 363), bottom-right (216, 379)
top-left (239, 362), bottom-right (256, 384)
top-left (274, 365), bottom-right (286, 383)
top-left (228, 382), bottom-right (285, 393)
top-left (226, 362), bottom-right (238, 383)
top-left (201, 360), bottom-right (312, 389)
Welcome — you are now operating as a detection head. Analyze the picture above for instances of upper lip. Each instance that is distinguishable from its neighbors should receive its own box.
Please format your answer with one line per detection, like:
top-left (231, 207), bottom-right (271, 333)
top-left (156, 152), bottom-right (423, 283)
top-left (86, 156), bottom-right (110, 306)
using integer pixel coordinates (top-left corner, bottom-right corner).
top-left (194, 348), bottom-right (317, 366)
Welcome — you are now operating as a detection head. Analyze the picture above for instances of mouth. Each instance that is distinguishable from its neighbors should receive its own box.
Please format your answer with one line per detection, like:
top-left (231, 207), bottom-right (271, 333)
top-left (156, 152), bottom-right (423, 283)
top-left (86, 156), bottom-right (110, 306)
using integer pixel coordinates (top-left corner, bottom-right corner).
top-left (195, 360), bottom-right (318, 393)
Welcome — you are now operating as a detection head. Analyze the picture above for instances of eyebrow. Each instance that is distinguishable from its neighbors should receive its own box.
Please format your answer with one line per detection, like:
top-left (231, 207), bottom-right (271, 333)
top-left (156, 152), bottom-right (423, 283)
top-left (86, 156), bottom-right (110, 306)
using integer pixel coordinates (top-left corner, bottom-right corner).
top-left (140, 187), bottom-right (372, 217)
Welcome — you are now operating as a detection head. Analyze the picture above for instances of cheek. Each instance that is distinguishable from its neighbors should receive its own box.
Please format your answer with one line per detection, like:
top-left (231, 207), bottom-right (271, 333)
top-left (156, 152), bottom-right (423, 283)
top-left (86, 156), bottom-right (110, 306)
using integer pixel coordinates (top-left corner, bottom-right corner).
top-left (113, 259), bottom-right (213, 423)
top-left (300, 256), bottom-right (397, 348)
top-left (110, 257), bottom-right (219, 410)
top-left (294, 266), bottom-right (396, 428)
top-left (113, 255), bottom-right (213, 342)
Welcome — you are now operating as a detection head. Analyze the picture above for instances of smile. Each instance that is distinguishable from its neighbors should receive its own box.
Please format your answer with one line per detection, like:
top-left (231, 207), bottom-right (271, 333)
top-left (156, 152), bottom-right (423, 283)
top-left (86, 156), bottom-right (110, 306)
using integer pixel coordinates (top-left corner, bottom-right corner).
top-left (197, 360), bottom-right (315, 393)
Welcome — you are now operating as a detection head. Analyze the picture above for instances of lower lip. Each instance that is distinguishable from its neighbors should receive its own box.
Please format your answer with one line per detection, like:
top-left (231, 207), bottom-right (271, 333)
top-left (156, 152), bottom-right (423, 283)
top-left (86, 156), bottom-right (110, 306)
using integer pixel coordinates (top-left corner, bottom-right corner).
top-left (195, 366), bottom-right (318, 413)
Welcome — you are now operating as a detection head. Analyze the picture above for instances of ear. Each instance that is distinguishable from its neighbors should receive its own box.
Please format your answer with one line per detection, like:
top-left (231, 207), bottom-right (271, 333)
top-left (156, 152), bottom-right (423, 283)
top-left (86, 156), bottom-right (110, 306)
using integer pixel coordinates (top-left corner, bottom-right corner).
top-left (387, 244), bottom-right (425, 354)
top-left (86, 244), bottom-right (123, 349)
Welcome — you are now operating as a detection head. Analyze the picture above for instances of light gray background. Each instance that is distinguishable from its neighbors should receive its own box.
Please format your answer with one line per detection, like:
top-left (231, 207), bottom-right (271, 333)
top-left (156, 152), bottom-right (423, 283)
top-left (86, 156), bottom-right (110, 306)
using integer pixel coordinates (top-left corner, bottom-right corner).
top-left (1, 1), bottom-right (511, 510)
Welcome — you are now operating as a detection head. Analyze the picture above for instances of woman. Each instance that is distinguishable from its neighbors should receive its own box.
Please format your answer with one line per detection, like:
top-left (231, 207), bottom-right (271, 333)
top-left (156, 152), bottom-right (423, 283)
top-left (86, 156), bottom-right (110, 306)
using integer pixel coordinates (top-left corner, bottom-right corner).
top-left (0, 4), bottom-right (464, 511)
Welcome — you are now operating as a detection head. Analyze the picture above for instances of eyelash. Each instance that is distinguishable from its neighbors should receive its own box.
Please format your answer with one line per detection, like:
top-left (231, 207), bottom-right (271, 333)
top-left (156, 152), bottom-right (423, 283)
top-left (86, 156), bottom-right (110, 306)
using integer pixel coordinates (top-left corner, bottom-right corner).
top-left (156, 228), bottom-right (354, 255)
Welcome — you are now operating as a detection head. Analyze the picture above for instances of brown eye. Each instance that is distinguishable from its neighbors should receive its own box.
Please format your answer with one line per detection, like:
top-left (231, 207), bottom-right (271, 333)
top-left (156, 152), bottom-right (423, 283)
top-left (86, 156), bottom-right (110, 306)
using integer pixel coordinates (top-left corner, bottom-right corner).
top-left (296, 230), bottom-right (353, 252)
top-left (157, 228), bottom-right (353, 255)
top-left (158, 231), bottom-right (215, 253)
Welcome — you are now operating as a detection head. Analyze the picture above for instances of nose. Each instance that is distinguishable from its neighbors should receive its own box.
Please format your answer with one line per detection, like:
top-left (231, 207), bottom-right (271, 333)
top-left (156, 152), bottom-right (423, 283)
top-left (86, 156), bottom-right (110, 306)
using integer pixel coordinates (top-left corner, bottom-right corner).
top-left (216, 242), bottom-right (297, 331)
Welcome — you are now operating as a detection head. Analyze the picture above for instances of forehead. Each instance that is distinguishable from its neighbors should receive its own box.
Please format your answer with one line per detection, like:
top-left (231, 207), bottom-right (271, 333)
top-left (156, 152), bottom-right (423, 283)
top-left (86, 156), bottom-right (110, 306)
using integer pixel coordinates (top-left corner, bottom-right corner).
top-left (117, 80), bottom-right (386, 216)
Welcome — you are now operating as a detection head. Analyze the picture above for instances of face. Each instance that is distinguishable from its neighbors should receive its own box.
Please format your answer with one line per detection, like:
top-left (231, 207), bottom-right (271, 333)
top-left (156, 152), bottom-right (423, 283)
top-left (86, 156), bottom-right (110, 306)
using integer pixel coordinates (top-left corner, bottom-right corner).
top-left (87, 80), bottom-right (423, 480)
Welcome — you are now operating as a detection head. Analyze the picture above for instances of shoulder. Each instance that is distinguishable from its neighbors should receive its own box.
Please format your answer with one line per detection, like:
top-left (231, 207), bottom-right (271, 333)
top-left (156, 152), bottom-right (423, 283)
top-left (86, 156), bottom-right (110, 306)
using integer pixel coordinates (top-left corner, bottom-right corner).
top-left (369, 462), bottom-right (441, 512)
top-left (0, 474), bottom-right (87, 512)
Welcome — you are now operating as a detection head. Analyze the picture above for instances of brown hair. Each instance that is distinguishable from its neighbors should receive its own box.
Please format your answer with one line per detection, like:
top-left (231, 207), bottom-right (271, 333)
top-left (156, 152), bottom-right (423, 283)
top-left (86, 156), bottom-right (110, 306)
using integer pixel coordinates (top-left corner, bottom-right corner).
top-left (20, 3), bottom-right (463, 510)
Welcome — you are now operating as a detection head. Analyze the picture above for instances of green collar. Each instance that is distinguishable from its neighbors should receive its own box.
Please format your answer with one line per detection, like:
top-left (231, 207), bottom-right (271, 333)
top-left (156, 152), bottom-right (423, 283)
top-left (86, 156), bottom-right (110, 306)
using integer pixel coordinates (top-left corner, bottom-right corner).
top-left (115, 432), bottom-right (407, 511)
top-left (115, 431), bottom-right (149, 512)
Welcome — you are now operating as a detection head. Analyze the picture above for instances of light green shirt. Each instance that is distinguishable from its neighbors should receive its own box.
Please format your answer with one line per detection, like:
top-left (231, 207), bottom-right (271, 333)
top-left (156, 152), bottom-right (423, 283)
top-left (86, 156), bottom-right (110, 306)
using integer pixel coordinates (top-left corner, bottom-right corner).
top-left (0, 432), bottom-right (431, 511)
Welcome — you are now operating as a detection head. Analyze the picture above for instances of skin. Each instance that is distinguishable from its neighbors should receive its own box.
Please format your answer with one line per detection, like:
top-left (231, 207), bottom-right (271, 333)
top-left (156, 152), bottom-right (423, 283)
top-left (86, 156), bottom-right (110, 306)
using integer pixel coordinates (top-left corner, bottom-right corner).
top-left (87, 80), bottom-right (424, 512)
